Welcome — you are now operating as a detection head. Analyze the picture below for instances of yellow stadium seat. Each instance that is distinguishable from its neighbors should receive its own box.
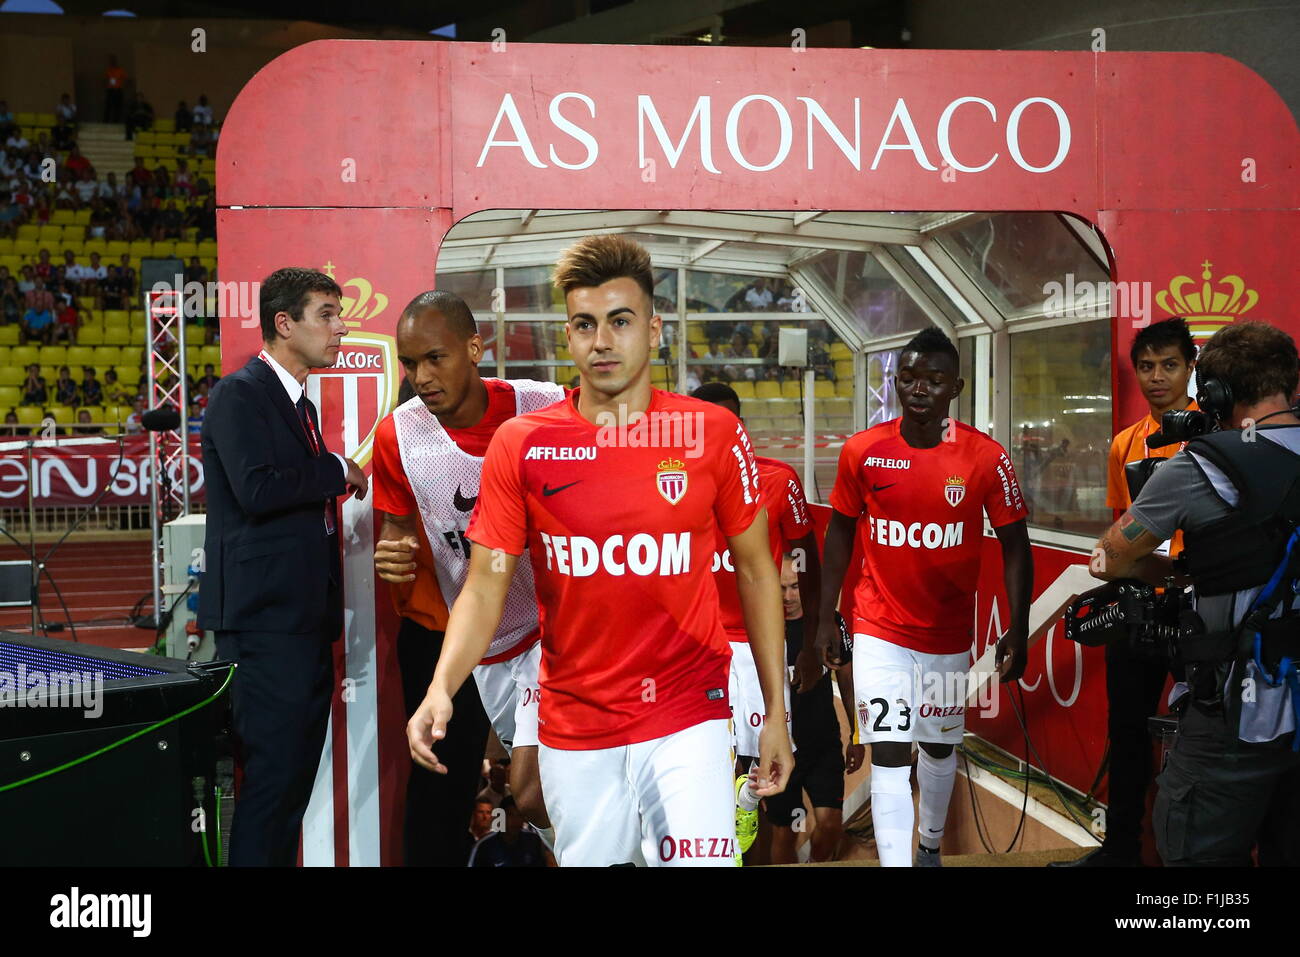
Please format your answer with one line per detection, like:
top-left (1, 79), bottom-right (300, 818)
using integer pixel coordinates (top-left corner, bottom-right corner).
top-left (0, 368), bottom-right (24, 387)
top-left (39, 366), bottom-right (55, 384)
top-left (730, 381), bottom-right (756, 400)
top-left (66, 346), bottom-right (96, 368)
top-left (813, 380), bottom-right (836, 398)
top-left (92, 346), bottom-right (122, 367)
top-left (103, 327), bottom-right (131, 347)
top-left (40, 346), bottom-right (69, 367)
top-left (182, 323), bottom-right (204, 346)
top-left (197, 240), bottom-right (217, 257)
top-left (0, 385), bottom-right (20, 408)
top-left (754, 380), bottom-right (781, 399)
top-left (153, 240), bottom-right (177, 258)
top-left (155, 118), bottom-right (176, 133)
top-left (117, 367), bottom-right (142, 386)
top-left (11, 346), bottom-right (40, 367)
top-left (15, 407), bottom-right (43, 426)
top-left (50, 406), bottom-right (74, 423)
top-left (104, 240), bottom-right (130, 258)
top-left (128, 240), bottom-right (153, 257)
top-left (780, 380), bottom-right (802, 400)
top-left (72, 208), bottom-right (91, 225)
top-left (78, 327), bottom-right (104, 346)
top-left (830, 343), bottom-right (852, 361)
top-left (13, 241), bottom-right (40, 258)
top-left (102, 310), bottom-right (129, 326)
top-left (16, 225), bottom-right (40, 242)
top-left (834, 360), bottom-right (853, 379)
top-left (51, 210), bottom-right (76, 225)
top-left (0, 346), bottom-right (8, 366)
top-left (0, 327), bottom-right (19, 346)
top-left (37, 225), bottom-right (63, 244)
top-left (199, 344), bottom-right (222, 367)
top-left (835, 379), bottom-right (854, 397)
top-left (173, 242), bottom-right (200, 260)
top-left (33, 113), bottom-right (56, 127)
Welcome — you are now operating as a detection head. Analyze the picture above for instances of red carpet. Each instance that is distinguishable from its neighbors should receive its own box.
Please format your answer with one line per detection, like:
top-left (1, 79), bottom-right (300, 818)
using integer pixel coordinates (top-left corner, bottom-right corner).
top-left (0, 539), bottom-right (158, 650)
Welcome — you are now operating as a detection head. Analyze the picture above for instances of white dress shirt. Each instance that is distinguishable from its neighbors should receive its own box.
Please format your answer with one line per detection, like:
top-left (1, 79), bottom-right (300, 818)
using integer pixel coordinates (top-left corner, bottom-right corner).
top-left (258, 350), bottom-right (348, 479)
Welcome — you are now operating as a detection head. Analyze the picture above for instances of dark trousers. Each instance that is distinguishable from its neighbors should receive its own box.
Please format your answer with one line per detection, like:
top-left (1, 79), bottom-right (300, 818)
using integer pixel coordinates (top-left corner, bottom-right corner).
top-left (1154, 703), bottom-right (1300, 866)
top-left (397, 617), bottom-right (490, 866)
top-left (216, 629), bottom-right (333, 867)
top-left (104, 88), bottom-right (123, 123)
top-left (1102, 640), bottom-right (1174, 856)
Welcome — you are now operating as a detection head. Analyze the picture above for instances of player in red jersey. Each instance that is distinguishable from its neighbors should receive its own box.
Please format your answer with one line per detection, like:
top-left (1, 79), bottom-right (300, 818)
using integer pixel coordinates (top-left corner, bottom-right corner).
top-left (692, 381), bottom-right (822, 862)
top-left (406, 235), bottom-right (792, 866)
top-left (816, 327), bottom-right (1033, 867)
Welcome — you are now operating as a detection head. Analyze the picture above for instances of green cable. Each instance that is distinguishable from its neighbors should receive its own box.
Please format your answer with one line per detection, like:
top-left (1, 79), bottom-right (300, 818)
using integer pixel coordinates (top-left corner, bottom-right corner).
top-left (0, 664), bottom-right (234, 794)
top-left (215, 784), bottom-right (224, 866)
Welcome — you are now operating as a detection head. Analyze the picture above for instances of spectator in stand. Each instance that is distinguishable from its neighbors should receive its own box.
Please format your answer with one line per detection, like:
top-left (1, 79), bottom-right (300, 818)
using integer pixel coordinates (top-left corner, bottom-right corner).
top-left (34, 249), bottom-right (54, 282)
top-left (74, 168), bottom-right (98, 206)
top-left (98, 171), bottom-right (124, 202)
top-left (0, 192), bottom-right (20, 238)
top-left (83, 252), bottom-right (107, 285)
top-left (183, 256), bottom-right (207, 286)
top-left (128, 156), bottom-right (152, 191)
top-left (191, 95), bottom-right (214, 127)
top-left (53, 94), bottom-right (77, 150)
top-left (189, 125), bottom-right (215, 157)
top-left (22, 300), bottom-right (54, 345)
top-left (118, 257), bottom-right (137, 298)
top-left (175, 100), bottom-right (193, 134)
top-left (194, 378), bottom-right (211, 409)
top-left (124, 395), bottom-right (145, 434)
top-left (194, 195), bottom-right (216, 241)
top-left (173, 159), bottom-right (194, 197)
top-left (99, 265), bottom-right (126, 310)
top-left (5, 128), bottom-right (30, 153)
top-left (134, 186), bottom-right (160, 237)
top-left (21, 365), bottom-right (46, 406)
top-left (1, 277), bottom-right (22, 325)
top-left (743, 276), bottom-right (776, 311)
top-left (81, 367), bottom-right (103, 406)
top-left (53, 299), bottom-right (79, 344)
top-left (53, 366), bottom-right (78, 406)
top-left (152, 164), bottom-right (170, 197)
top-left (157, 199), bottom-right (184, 240)
top-left (74, 409), bottom-right (103, 436)
top-left (104, 55), bottom-right (127, 123)
top-left (723, 330), bottom-right (757, 382)
top-left (0, 100), bottom-right (14, 137)
top-left (61, 249), bottom-right (83, 282)
top-left (103, 369), bottom-right (128, 407)
top-left (125, 94), bottom-right (154, 141)
top-left (2, 411), bottom-right (29, 438)
top-left (88, 197), bottom-right (114, 238)
top-left (187, 400), bottom-right (203, 434)
top-left (64, 147), bottom-right (93, 180)
top-left (198, 363), bottom-right (220, 390)
top-left (16, 265), bottom-right (36, 295)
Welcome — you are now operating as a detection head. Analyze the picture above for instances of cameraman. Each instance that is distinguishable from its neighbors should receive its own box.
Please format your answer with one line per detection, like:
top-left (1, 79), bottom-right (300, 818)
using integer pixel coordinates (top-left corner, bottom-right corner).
top-left (1056, 318), bottom-right (1197, 868)
top-left (1090, 320), bottom-right (1300, 866)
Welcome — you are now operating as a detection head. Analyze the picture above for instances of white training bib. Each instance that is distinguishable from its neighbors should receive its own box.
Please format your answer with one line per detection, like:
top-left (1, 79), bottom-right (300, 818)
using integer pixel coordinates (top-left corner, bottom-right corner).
top-left (393, 378), bottom-right (564, 660)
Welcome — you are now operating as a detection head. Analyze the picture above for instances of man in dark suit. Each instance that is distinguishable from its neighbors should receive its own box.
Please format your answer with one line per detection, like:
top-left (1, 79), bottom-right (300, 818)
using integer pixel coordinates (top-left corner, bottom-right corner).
top-left (200, 266), bottom-right (368, 866)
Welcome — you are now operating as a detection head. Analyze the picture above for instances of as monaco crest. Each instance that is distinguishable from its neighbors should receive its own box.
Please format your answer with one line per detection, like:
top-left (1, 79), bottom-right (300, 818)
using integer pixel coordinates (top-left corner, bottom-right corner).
top-left (944, 475), bottom-right (966, 508)
top-left (656, 458), bottom-right (688, 505)
top-left (307, 331), bottom-right (400, 469)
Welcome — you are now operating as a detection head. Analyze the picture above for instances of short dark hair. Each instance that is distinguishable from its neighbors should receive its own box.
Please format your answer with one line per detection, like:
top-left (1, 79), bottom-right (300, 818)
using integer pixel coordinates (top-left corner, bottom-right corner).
top-left (691, 382), bottom-right (741, 410)
top-left (1130, 316), bottom-right (1195, 366)
top-left (258, 267), bottom-right (343, 343)
top-left (399, 290), bottom-right (477, 340)
top-left (1197, 320), bottom-right (1300, 407)
top-left (553, 235), bottom-right (654, 303)
top-left (900, 327), bottom-right (959, 369)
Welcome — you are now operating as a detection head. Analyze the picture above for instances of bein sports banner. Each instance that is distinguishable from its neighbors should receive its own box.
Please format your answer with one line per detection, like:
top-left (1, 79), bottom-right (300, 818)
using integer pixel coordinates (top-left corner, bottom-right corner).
top-left (0, 436), bottom-right (205, 507)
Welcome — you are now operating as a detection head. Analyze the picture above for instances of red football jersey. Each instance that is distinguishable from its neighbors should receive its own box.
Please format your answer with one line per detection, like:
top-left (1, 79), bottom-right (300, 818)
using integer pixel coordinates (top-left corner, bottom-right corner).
top-left (467, 388), bottom-right (764, 749)
top-left (829, 418), bottom-right (1027, 655)
top-left (712, 456), bottom-right (813, 642)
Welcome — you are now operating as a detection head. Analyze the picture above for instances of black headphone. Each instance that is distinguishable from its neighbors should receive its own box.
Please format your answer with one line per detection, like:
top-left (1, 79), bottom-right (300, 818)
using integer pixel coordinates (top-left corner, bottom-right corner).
top-left (1194, 364), bottom-right (1234, 424)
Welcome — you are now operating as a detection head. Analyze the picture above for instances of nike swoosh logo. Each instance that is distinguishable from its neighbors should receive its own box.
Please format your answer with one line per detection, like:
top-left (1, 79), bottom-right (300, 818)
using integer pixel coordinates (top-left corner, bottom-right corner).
top-left (453, 485), bottom-right (478, 512)
top-left (871, 483), bottom-right (896, 493)
top-left (542, 481), bottom-right (581, 497)
top-left (940, 723), bottom-right (961, 733)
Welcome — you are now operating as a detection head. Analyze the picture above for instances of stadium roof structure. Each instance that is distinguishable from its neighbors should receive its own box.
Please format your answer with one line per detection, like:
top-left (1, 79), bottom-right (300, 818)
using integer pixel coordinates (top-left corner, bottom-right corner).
top-left (436, 207), bottom-right (1112, 355)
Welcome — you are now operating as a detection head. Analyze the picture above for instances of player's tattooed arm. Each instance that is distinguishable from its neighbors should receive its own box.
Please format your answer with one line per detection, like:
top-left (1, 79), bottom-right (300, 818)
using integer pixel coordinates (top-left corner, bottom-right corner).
top-left (1091, 510), bottom-right (1188, 587)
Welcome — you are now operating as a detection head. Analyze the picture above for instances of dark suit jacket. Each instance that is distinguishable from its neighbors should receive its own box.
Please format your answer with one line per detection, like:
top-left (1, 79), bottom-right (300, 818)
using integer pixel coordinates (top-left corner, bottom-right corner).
top-left (198, 355), bottom-right (347, 636)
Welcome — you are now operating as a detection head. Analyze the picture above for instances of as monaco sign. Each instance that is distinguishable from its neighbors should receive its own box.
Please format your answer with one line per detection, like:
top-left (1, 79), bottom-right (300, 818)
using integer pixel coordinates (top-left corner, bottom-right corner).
top-left (0, 437), bottom-right (205, 506)
top-left (308, 332), bottom-right (399, 469)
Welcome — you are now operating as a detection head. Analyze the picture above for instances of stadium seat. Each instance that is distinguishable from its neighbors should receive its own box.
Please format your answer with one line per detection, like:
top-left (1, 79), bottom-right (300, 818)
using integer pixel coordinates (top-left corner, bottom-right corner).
top-left (0, 346), bottom-right (8, 367)
top-left (173, 241), bottom-right (200, 260)
top-left (117, 368), bottom-right (142, 386)
top-left (0, 327), bottom-right (19, 346)
top-left (183, 323), bottom-right (204, 346)
top-left (72, 208), bottom-right (91, 225)
top-left (834, 359), bottom-right (854, 379)
top-left (33, 113), bottom-right (56, 127)
top-left (37, 225), bottom-right (63, 244)
top-left (154, 241), bottom-right (178, 258)
top-left (829, 343), bottom-right (851, 360)
top-left (128, 240), bottom-right (153, 258)
top-left (39, 366), bottom-right (56, 384)
top-left (40, 346), bottom-right (69, 367)
top-left (0, 368), bottom-right (24, 387)
top-left (155, 118), bottom-right (176, 133)
top-left (813, 380), bottom-right (836, 398)
top-left (103, 327), bottom-right (131, 347)
top-left (0, 385), bottom-right (19, 408)
top-left (102, 310), bottom-right (129, 327)
top-left (11, 346), bottom-right (40, 368)
top-left (105, 240), bottom-right (130, 258)
top-left (16, 225), bottom-right (39, 242)
top-left (51, 210), bottom-right (76, 226)
top-left (779, 380), bottom-right (802, 400)
top-left (730, 381), bottom-right (756, 400)
top-left (92, 346), bottom-right (122, 368)
top-left (112, 405), bottom-right (135, 426)
top-left (50, 406), bottom-right (73, 425)
top-left (66, 346), bottom-right (96, 368)
top-left (77, 327), bottom-right (104, 346)
top-left (15, 407), bottom-right (43, 427)
top-left (13, 240), bottom-right (40, 258)
top-left (197, 240), bottom-right (217, 258)
top-left (835, 379), bottom-right (854, 397)
top-left (754, 381), bottom-right (781, 399)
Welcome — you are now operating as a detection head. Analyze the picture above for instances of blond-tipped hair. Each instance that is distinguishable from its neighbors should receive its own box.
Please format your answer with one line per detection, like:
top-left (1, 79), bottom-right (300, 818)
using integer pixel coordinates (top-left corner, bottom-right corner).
top-left (552, 234), bottom-right (654, 302)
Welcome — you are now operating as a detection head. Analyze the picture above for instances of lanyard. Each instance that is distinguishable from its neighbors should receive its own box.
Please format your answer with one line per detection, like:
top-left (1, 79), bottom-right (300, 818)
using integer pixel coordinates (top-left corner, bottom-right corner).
top-left (260, 352), bottom-right (320, 456)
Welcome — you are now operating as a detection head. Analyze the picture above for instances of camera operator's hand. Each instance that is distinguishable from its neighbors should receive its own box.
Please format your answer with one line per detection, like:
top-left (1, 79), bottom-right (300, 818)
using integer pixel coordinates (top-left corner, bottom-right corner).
top-left (996, 630), bottom-right (1028, 683)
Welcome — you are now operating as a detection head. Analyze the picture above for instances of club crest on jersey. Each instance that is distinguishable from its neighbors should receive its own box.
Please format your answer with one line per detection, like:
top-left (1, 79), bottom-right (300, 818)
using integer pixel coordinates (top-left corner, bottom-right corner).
top-left (656, 458), bottom-right (688, 505)
top-left (944, 475), bottom-right (966, 507)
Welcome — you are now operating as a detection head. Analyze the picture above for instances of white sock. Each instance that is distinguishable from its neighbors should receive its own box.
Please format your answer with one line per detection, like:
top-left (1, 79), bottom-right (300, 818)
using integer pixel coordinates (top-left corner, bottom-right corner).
top-left (870, 763), bottom-right (914, 867)
top-left (737, 766), bottom-right (760, 812)
top-left (916, 749), bottom-right (957, 850)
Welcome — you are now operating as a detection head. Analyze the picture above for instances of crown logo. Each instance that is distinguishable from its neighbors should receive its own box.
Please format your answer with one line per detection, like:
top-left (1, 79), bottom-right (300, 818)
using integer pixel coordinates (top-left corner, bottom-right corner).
top-left (322, 262), bottom-right (389, 327)
top-left (945, 475), bottom-right (965, 487)
top-left (1155, 260), bottom-right (1257, 342)
top-left (658, 458), bottom-right (685, 471)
